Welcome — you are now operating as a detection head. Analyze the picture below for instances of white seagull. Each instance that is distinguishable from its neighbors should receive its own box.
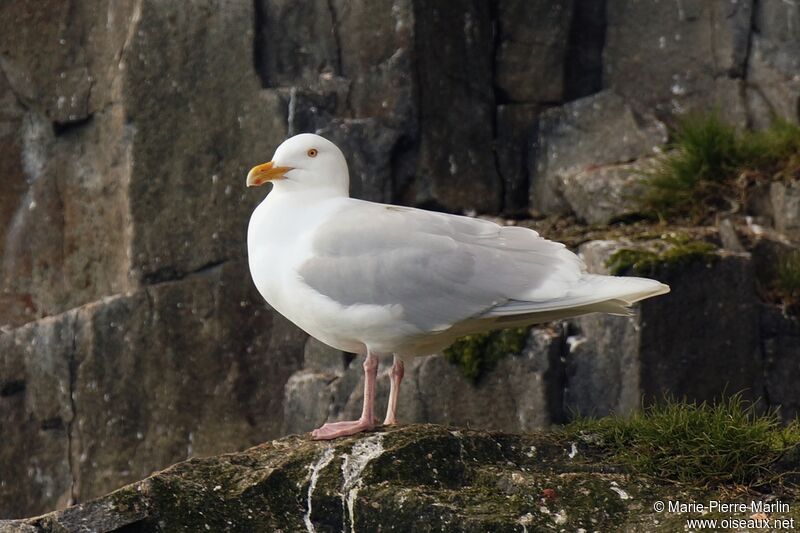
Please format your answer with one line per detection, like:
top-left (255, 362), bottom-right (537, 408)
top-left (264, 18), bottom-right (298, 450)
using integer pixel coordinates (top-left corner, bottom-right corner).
top-left (246, 134), bottom-right (669, 440)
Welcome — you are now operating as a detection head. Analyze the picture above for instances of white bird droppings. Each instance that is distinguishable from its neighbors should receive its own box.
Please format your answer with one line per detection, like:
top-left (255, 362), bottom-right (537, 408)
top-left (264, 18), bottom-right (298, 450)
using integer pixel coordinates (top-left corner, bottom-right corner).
top-left (568, 442), bottom-right (578, 459)
top-left (610, 481), bottom-right (631, 500)
top-left (341, 434), bottom-right (385, 533)
top-left (303, 447), bottom-right (335, 533)
top-left (566, 335), bottom-right (586, 352)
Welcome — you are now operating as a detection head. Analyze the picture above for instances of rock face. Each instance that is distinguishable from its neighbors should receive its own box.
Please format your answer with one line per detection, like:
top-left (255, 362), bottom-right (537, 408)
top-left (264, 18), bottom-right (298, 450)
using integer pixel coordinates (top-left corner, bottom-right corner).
top-left (413, 1), bottom-right (500, 213)
top-left (0, 0), bottom-right (305, 519)
top-left (0, 262), bottom-right (306, 518)
top-left (761, 306), bottom-right (800, 423)
top-left (3, 0), bottom-right (800, 522)
top-left (568, 242), bottom-right (762, 417)
top-left (748, 1), bottom-right (800, 130)
top-left (559, 158), bottom-right (655, 225)
top-left (528, 90), bottom-right (667, 216)
top-left (771, 181), bottom-right (800, 242)
top-left (0, 312), bottom-right (74, 515)
top-left (4, 425), bottom-right (799, 533)
top-left (604, 0), bottom-right (752, 125)
top-left (0, 0), bottom-right (285, 327)
top-left (496, 104), bottom-right (541, 215)
top-left (495, 0), bottom-right (573, 104)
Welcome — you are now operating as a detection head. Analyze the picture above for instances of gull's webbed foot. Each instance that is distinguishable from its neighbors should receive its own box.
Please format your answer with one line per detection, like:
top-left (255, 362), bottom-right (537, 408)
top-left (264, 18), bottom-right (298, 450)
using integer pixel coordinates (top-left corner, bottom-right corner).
top-left (311, 418), bottom-right (375, 440)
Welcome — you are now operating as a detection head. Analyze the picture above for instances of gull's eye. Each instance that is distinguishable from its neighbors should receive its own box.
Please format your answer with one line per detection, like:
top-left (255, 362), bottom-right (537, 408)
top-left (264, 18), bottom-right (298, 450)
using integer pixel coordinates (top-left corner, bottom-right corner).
top-left (307, 148), bottom-right (318, 158)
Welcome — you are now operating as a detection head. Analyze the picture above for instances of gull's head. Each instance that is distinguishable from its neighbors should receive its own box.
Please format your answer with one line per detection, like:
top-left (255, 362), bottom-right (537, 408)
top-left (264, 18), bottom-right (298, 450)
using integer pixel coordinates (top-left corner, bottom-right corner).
top-left (246, 133), bottom-right (349, 194)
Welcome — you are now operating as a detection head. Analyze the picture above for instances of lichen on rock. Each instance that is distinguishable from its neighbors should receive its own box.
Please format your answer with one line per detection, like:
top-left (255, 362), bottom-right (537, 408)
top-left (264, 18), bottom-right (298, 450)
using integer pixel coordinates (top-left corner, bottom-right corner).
top-left (3, 424), bottom-right (798, 532)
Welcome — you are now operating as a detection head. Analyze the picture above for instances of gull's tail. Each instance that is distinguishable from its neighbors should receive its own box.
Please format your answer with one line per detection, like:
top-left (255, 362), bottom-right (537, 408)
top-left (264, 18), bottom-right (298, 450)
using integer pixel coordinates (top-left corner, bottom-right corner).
top-left (478, 274), bottom-right (670, 326)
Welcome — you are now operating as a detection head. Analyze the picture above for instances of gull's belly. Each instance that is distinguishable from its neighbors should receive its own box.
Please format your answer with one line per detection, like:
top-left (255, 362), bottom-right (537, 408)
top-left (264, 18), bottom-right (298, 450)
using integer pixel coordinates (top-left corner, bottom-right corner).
top-left (248, 235), bottom-right (412, 354)
top-left (276, 275), bottom-right (425, 355)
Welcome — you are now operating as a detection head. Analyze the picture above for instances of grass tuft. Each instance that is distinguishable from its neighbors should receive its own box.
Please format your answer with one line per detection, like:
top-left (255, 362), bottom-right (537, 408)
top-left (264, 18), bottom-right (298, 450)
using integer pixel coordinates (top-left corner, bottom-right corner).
top-left (565, 394), bottom-right (800, 488)
top-left (643, 114), bottom-right (740, 220)
top-left (641, 114), bottom-right (800, 222)
top-left (444, 327), bottom-right (530, 382)
top-left (744, 119), bottom-right (800, 171)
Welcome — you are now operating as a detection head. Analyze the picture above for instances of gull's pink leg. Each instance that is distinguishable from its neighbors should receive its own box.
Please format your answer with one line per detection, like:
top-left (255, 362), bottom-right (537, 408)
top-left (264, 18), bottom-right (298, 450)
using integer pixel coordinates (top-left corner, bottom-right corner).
top-left (311, 350), bottom-right (378, 440)
top-left (383, 355), bottom-right (404, 425)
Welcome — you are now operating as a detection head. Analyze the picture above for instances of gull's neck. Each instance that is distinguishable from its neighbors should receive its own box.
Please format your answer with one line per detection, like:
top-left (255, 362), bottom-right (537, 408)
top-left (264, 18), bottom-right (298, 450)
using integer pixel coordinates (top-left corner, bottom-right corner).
top-left (260, 184), bottom-right (350, 212)
top-left (267, 170), bottom-right (349, 199)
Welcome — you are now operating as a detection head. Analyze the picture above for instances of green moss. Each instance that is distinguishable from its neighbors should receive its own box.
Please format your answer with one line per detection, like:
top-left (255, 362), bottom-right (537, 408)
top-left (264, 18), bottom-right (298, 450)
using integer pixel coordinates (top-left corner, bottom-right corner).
top-left (20, 424), bottom-right (800, 531)
top-left (605, 248), bottom-right (661, 276)
top-left (109, 485), bottom-right (148, 515)
top-left (565, 394), bottom-right (800, 488)
top-left (444, 327), bottom-right (531, 381)
top-left (640, 114), bottom-right (800, 222)
top-left (605, 233), bottom-right (718, 276)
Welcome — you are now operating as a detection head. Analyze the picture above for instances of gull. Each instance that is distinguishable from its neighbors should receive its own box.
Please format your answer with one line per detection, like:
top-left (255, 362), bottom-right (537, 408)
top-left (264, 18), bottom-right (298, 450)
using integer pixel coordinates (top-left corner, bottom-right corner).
top-left (246, 134), bottom-right (669, 440)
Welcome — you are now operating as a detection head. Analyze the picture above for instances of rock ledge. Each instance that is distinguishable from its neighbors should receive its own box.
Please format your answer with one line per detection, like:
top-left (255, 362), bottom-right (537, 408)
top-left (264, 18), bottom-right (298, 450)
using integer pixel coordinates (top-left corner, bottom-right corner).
top-left (2, 425), bottom-right (798, 532)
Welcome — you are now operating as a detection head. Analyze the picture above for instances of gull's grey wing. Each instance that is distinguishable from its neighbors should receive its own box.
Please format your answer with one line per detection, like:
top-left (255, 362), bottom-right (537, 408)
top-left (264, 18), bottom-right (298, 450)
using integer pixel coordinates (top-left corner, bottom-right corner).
top-left (297, 200), bottom-right (584, 333)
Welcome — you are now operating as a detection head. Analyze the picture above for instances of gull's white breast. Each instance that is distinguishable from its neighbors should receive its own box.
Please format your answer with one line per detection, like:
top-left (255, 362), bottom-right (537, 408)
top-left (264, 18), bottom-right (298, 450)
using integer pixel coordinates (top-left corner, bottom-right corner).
top-left (247, 192), bottom-right (422, 355)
